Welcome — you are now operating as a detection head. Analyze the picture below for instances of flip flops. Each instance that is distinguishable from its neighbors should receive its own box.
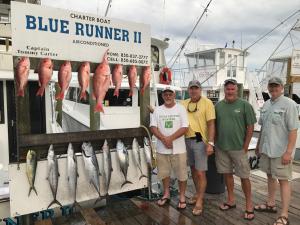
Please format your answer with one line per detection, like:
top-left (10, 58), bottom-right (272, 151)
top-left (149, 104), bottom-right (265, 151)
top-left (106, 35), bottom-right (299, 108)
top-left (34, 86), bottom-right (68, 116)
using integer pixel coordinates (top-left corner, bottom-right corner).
top-left (192, 206), bottom-right (203, 216)
top-left (274, 216), bottom-right (289, 225)
top-left (177, 201), bottom-right (187, 210)
top-left (244, 210), bottom-right (255, 221)
top-left (254, 203), bottom-right (277, 213)
top-left (219, 202), bottom-right (237, 211)
top-left (157, 197), bottom-right (170, 206)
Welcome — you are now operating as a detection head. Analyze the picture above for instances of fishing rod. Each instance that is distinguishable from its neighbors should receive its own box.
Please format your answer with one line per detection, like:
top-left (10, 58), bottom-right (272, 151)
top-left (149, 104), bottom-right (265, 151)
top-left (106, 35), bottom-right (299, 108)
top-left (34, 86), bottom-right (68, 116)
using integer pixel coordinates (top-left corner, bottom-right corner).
top-left (168, 0), bottom-right (213, 69)
top-left (200, 10), bottom-right (300, 85)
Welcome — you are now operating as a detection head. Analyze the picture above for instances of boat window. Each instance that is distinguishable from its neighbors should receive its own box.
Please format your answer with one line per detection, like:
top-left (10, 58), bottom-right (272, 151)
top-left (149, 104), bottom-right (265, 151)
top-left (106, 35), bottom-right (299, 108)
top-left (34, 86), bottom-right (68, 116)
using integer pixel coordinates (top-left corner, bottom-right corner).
top-left (0, 81), bottom-right (4, 124)
top-left (157, 90), bottom-right (164, 106)
top-left (175, 90), bottom-right (182, 100)
top-left (151, 45), bottom-right (160, 71)
top-left (103, 89), bottom-right (132, 106)
top-left (65, 87), bottom-right (77, 101)
top-left (220, 51), bottom-right (225, 66)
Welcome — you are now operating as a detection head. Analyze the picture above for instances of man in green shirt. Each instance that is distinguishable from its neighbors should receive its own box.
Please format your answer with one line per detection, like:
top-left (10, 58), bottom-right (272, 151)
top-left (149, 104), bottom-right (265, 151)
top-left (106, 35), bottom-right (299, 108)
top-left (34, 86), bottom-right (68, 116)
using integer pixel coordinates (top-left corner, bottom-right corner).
top-left (215, 79), bottom-right (256, 221)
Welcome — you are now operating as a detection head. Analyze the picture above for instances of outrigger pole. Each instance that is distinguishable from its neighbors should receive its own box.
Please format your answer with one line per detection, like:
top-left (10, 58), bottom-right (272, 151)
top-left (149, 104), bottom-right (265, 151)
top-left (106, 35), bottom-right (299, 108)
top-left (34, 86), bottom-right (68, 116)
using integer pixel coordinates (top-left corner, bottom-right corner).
top-left (168, 0), bottom-right (213, 69)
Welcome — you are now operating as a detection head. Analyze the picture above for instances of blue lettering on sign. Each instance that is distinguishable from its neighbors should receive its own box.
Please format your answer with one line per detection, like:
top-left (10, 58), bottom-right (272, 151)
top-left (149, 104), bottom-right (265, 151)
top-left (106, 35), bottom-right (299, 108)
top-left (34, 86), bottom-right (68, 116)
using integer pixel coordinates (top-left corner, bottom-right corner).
top-left (25, 15), bottom-right (69, 34)
top-left (24, 15), bottom-right (142, 43)
top-left (2, 217), bottom-right (19, 225)
top-left (25, 15), bottom-right (36, 29)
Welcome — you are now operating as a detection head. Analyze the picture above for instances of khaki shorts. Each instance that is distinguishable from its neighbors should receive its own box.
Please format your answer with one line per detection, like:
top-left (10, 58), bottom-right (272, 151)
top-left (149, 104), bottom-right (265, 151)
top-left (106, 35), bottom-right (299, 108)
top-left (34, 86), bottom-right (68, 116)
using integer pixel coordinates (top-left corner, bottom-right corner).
top-left (215, 148), bottom-right (250, 179)
top-left (156, 153), bottom-right (188, 181)
top-left (260, 154), bottom-right (292, 180)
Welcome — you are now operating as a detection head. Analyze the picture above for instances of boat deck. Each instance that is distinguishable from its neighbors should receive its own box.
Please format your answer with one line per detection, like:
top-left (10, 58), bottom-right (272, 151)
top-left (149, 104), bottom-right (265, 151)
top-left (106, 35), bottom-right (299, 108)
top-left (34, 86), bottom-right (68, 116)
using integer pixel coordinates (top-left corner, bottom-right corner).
top-left (46, 162), bottom-right (300, 225)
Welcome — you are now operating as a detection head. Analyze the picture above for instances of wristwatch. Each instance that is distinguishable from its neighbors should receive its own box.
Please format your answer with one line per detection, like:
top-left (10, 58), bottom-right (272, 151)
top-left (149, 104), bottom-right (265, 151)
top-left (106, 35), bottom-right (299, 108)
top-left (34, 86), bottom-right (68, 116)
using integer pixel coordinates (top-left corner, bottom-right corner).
top-left (208, 141), bottom-right (215, 147)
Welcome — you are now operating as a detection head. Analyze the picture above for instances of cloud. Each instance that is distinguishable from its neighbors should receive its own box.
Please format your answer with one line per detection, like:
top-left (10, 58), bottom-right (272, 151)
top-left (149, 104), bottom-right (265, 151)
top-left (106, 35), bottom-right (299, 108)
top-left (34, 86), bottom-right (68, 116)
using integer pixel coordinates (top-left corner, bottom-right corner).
top-left (42, 0), bottom-right (300, 70)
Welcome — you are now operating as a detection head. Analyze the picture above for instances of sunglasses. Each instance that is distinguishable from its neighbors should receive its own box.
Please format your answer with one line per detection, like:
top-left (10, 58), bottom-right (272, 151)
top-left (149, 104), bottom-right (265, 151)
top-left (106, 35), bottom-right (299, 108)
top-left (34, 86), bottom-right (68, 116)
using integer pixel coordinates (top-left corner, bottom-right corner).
top-left (187, 100), bottom-right (198, 113)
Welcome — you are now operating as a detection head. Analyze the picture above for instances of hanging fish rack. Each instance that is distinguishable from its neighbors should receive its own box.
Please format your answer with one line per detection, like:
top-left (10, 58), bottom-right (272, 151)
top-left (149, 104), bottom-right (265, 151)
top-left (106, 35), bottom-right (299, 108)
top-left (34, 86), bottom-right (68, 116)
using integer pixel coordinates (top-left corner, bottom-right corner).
top-left (16, 127), bottom-right (149, 162)
top-left (12, 56), bottom-right (151, 164)
top-left (13, 56), bottom-right (145, 76)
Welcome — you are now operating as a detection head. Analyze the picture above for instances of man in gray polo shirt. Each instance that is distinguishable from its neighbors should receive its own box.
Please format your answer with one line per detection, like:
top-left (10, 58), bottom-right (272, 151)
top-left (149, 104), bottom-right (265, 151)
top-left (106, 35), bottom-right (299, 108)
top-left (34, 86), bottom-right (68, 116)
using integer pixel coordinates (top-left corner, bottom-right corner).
top-left (254, 77), bottom-right (298, 225)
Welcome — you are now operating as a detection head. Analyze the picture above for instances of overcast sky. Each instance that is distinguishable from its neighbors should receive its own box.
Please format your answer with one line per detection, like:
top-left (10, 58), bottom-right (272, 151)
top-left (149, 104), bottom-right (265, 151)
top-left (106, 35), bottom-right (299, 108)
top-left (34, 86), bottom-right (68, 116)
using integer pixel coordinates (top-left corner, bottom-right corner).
top-left (42, 0), bottom-right (300, 71)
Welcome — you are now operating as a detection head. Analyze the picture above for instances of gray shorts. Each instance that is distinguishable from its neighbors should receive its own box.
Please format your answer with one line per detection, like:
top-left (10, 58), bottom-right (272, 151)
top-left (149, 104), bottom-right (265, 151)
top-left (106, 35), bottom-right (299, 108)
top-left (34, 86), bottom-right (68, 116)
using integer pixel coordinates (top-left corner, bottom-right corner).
top-left (185, 138), bottom-right (207, 171)
top-left (215, 148), bottom-right (250, 179)
top-left (260, 153), bottom-right (292, 181)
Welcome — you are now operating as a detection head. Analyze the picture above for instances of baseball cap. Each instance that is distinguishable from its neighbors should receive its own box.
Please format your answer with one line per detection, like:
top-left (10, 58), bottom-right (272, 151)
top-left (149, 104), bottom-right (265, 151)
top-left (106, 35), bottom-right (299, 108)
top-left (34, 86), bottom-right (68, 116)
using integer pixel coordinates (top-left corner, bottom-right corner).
top-left (224, 79), bottom-right (237, 86)
top-left (162, 86), bottom-right (175, 93)
top-left (188, 80), bottom-right (201, 89)
top-left (268, 77), bottom-right (283, 85)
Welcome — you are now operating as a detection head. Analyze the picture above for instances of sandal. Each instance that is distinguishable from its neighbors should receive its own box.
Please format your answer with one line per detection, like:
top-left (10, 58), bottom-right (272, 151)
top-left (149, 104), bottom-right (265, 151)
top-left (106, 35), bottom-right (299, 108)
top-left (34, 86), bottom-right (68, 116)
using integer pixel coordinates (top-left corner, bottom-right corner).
top-left (187, 196), bottom-right (197, 205)
top-left (273, 216), bottom-right (289, 225)
top-left (192, 206), bottom-right (203, 216)
top-left (219, 202), bottom-right (237, 211)
top-left (177, 201), bottom-right (186, 210)
top-left (254, 202), bottom-right (277, 213)
top-left (244, 210), bottom-right (255, 221)
top-left (157, 197), bottom-right (170, 206)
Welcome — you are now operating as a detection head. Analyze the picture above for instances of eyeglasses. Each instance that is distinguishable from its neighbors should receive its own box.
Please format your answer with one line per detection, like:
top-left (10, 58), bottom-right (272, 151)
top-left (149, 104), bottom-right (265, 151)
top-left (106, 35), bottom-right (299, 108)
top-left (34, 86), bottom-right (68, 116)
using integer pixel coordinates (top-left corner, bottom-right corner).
top-left (187, 100), bottom-right (198, 113)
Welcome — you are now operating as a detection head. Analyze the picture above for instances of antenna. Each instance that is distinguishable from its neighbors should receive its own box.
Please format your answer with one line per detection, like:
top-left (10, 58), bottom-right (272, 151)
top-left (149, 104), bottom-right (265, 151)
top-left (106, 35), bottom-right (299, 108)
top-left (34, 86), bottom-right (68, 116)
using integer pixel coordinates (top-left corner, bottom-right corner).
top-left (105, 0), bottom-right (113, 17)
top-left (167, 0), bottom-right (213, 69)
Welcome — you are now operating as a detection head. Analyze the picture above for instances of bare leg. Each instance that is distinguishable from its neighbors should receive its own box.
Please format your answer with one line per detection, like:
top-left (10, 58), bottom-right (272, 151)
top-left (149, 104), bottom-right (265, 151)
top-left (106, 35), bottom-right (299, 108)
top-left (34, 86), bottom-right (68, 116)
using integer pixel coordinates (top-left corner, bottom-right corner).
top-left (278, 179), bottom-right (291, 218)
top-left (178, 180), bottom-right (187, 208)
top-left (191, 166), bottom-right (199, 199)
top-left (195, 170), bottom-right (207, 208)
top-left (241, 178), bottom-right (253, 211)
top-left (241, 178), bottom-right (255, 220)
top-left (157, 177), bottom-right (170, 205)
top-left (225, 173), bottom-right (235, 204)
top-left (267, 174), bottom-right (277, 206)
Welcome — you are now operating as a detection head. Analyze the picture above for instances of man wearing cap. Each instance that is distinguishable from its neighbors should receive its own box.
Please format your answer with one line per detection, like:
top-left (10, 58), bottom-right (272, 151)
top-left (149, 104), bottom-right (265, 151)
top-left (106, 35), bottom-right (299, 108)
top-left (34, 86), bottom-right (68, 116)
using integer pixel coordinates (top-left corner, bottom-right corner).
top-left (150, 86), bottom-right (189, 209)
top-left (215, 79), bottom-right (256, 220)
top-left (181, 80), bottom-right (215, 216)
top-left (254, 77), bottom-right (298, 225)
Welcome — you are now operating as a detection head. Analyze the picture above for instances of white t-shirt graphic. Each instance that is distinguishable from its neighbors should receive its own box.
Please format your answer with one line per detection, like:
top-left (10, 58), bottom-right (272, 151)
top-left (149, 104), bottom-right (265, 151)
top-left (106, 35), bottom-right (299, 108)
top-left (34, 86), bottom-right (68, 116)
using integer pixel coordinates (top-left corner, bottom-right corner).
top-left (150, 103), bottom-right (189, 154)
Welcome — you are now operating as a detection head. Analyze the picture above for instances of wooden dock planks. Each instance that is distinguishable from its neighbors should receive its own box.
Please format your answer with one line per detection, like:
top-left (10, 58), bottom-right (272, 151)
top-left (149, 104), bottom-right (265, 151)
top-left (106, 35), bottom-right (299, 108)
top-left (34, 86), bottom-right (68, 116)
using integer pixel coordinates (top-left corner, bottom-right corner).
top-left (80, 208), bottom-right (106, 225)
top-left (34, 219), bottom-right (53, 225)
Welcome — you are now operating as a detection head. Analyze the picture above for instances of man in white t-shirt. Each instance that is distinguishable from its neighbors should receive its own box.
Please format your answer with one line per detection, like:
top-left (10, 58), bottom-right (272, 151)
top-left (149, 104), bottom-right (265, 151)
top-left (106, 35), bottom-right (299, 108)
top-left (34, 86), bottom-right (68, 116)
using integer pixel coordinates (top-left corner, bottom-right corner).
top-left (150, 86), bottom-right (189, 209)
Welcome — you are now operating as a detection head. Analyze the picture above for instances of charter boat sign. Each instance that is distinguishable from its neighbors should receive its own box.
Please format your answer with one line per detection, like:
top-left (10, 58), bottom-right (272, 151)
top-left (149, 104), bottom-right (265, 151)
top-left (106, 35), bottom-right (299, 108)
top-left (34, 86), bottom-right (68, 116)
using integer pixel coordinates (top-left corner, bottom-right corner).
top-left (11, 1), bottom-right (151, 66)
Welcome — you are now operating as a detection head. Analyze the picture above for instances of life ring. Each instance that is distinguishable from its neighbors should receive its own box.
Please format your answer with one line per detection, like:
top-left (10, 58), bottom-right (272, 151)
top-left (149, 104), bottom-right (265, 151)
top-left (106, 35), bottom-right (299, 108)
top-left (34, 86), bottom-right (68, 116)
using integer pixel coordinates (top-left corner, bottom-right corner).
top-left (159, 67), bottom-right (172, 85)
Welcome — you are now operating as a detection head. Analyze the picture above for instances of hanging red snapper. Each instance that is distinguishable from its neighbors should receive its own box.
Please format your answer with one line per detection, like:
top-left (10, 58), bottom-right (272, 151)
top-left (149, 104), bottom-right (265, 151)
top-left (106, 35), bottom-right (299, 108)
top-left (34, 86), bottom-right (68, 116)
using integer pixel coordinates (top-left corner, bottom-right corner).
top-left (56, 61), bottom-right (72, 100)
top-left (128, 65), bottom-right (137, 97)
top-left (112, 64), bottom-right (123, 97)
top-left (141, 66), bottom-right (151, 95)
top-left (78, 62), bottom-right (90, 100)
top-left (93, 49), bottom-right (111, 113)
top-left (36, 58), bottom-right (53, 96)
top-left (16, 56), bottom-right (30, 97)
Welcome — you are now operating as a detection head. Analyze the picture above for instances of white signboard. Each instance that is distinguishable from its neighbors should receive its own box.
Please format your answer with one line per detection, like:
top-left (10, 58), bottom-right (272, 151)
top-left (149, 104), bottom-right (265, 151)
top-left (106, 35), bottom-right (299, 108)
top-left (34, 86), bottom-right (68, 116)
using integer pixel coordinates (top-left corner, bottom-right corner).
top-left (291, 50), bottom-right (300, 76)
top-left (11, 2), bottom-right (151, 66)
